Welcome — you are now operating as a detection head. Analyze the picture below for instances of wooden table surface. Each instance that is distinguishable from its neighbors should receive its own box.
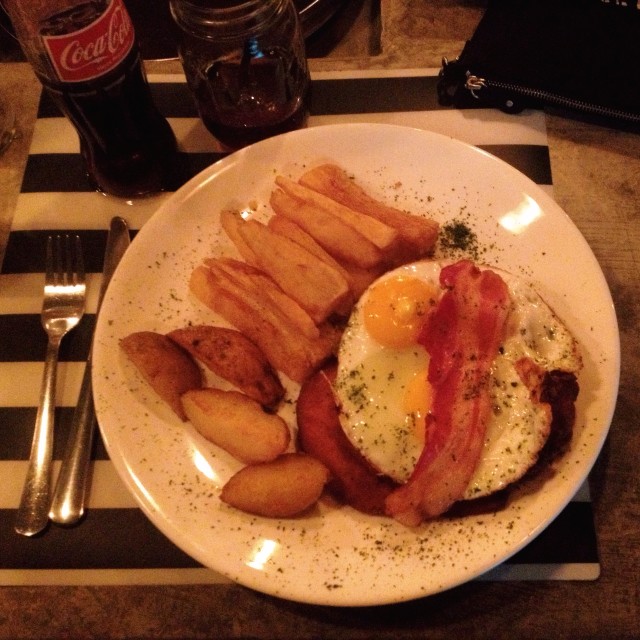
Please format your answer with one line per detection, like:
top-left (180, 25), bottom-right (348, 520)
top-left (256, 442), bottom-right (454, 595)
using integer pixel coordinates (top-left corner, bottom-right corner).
top-left (0, 2), bottom-right (638, 638)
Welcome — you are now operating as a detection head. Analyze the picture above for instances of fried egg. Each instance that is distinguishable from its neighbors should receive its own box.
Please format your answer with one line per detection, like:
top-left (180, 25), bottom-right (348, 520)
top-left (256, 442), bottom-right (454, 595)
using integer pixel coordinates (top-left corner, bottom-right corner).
top-left (334, 260), bottom-right (582, 500)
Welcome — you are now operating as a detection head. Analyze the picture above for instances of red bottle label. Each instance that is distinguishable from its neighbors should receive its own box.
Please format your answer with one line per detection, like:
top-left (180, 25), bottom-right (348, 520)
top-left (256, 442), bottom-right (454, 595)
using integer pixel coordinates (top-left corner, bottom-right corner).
top-left (42, 0), bottom-right (135, 83)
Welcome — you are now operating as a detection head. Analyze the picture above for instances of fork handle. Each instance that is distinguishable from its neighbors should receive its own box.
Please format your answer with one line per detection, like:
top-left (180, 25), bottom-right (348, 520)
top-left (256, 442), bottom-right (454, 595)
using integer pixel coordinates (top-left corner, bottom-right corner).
top-left (15, 336), bottom-right (61, 536)
top-left (49, 357), bottom-right (95, 524)
top-left (49, 216), bottom-right (130, 525)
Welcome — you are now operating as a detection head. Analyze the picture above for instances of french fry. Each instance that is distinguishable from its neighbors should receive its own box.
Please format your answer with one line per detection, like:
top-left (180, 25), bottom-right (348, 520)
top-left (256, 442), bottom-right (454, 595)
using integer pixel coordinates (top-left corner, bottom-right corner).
top-left (212, 258), bottom-right (344, 371)
top-left (211, 260), bottom-right (342, 380)
top-left (270, 188), bottom-right (384, 269)
top-left (275, 175), bottom-right (399, 253)
top-left (298, 164), bottom-right (439, 258)
top-left (267, 215), bottom-right (355, 315)
top-left (207, 258), bottom-right (319, 340)
top-left (338, 262), bottom-right (385, 300)
top-left (235, 219), bottom-right (350, 324)
top-left (220, 209), bottom-right (258, 264)
top-left (190, 164), bottom-right (440, 387)
top-left (181, 388), bottom-right (290, 464)
top-left (190, 265), bottom-right (338, 382)
top-left (220, 453), bottom-right (330, 518)
top-left (267, 213), bottom-right (383, 301)
top-left (190, 265), bottom-right (311, 382)
top-left (120, 331), bottom-right (203, 421)
top-left (267, 215), bottom-right (352, 287)
top-left (167, 325), bottom-right (284, 409)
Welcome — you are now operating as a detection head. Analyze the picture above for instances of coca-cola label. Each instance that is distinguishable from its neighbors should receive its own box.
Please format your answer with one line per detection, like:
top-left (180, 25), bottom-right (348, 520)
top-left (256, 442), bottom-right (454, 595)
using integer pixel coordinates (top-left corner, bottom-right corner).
top-left (42, 0), bottom-right (135, 83)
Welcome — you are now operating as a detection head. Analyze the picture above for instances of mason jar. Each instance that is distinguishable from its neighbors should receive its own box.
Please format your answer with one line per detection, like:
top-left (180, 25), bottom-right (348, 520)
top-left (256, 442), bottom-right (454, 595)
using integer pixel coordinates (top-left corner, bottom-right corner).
top-left (170, 0), bottom-right (310, 150)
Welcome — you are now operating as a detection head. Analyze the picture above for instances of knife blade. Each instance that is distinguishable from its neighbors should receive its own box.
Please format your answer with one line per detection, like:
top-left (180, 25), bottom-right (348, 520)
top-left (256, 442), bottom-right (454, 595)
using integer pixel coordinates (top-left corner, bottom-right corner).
top-left (49, 216), bottom-right (131, 526)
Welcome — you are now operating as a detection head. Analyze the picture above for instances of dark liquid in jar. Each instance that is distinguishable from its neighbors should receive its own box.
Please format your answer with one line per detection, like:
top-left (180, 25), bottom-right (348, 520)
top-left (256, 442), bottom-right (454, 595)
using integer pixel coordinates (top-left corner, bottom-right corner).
top-left (39, 1), bottom-right (178, 197)
top-left (187, 43), bottom-right (309, 149)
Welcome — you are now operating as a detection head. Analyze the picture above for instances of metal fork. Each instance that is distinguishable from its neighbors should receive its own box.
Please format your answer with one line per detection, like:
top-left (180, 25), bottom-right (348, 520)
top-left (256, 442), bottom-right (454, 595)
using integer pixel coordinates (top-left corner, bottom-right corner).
top-left (15, 235), bottom-right (86, 537)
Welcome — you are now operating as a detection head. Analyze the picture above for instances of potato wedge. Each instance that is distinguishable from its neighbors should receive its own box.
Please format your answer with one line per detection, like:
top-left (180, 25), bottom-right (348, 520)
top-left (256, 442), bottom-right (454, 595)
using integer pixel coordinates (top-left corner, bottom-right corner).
top-left (220, 453), bottom-right (330, 518)
top-left (299, 164), bottom-right (439, 258)
top-left (182, 388), bottom-right (290, 463)
top-left (270, 188), bottom-right (384, 269)
top-left (235, 219), bottom-right (350, 324)
top-left (120, 331), bottom-right (202, 421)
top-left (275, 175), bottom-right (399, 252)
top-left (167, 325), bottom-right (284, 408)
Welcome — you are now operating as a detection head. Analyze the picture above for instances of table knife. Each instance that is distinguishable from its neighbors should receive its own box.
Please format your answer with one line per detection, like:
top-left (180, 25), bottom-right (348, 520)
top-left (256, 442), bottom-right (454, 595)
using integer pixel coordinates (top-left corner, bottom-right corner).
top-left (49, 216), bottom-right (130, 526)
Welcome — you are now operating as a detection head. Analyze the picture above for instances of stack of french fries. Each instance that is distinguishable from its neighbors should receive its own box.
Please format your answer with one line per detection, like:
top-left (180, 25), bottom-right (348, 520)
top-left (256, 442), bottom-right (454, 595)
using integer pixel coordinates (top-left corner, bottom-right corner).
top-left (190, 163), bottom-right (439, 383)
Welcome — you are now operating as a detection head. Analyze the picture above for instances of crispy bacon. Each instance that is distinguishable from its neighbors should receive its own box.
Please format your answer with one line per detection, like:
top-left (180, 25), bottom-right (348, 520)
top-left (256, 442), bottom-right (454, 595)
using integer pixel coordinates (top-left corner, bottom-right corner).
top-left (385, 260), bottom-right (511, 526)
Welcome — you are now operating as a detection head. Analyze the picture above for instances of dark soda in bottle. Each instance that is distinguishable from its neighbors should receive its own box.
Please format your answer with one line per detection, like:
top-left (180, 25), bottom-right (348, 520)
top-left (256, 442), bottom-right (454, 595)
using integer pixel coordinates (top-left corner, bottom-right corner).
top-left (5, 0), bottom-right (177, 198)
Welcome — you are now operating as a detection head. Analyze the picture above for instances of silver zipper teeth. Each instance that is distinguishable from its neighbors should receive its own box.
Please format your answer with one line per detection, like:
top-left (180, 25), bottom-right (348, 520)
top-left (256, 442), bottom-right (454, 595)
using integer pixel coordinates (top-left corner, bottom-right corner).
top-left (465, 74), bottom-right (640, 123)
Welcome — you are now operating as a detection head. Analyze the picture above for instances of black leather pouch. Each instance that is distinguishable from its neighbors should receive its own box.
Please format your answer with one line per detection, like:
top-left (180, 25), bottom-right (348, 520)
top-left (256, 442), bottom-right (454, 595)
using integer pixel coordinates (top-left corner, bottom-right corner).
top-left (438, 0), bottom-right (640, 129)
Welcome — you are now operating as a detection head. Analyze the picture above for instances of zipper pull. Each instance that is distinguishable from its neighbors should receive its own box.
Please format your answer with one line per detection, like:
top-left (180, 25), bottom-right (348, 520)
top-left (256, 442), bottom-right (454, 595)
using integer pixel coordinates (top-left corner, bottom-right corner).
top-left (465, 73), bottom-right (487, 99)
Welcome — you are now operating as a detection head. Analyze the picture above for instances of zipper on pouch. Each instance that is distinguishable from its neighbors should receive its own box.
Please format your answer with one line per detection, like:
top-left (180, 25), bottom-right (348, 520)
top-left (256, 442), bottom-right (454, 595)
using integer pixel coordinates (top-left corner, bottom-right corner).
top-left (463, 71), bottom-right (640, 124)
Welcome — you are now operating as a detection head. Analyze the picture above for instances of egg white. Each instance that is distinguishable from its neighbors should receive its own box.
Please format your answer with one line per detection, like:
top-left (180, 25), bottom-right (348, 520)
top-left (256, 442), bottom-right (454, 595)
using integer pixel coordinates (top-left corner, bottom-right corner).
top-left (334, 260), bottom-right (582, 500)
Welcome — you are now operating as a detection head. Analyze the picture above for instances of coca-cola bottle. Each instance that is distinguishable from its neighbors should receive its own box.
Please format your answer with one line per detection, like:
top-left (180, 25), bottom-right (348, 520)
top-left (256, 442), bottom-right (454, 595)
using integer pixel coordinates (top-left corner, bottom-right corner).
top-left (4, 0), bottom-right (177, 198)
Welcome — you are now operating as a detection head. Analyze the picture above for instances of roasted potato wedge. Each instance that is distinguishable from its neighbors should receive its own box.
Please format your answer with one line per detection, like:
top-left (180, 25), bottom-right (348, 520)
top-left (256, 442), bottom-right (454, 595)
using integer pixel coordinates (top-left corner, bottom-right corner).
top-left (235, 219), bottom-right (350, 324)
top-left (120, 331), bottom-right (202, 421)
top-left (299, 164), bottom-right (439, 259)
top-left (220, 453), bottom-right (330, 518)
top-left (182, 388), bottom-right (290, 463)
top-left (167, 325), bottom-right (284, 409)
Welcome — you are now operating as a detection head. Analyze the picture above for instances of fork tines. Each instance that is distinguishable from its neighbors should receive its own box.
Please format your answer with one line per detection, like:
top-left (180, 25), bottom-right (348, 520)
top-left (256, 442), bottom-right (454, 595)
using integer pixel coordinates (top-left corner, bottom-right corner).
top-left (46, 234), bottom-right (85, 290)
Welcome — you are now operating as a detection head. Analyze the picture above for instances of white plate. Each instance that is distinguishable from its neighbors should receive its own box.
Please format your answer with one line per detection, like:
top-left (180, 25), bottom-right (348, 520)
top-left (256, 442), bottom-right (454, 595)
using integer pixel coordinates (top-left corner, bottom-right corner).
top-left (93, 123), bottom-right (619, 606)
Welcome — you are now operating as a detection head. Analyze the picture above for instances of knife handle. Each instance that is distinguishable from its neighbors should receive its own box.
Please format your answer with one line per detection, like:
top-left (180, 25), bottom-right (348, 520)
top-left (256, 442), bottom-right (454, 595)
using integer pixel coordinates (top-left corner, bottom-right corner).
top-left (48, 359), bottom-right (95, 524)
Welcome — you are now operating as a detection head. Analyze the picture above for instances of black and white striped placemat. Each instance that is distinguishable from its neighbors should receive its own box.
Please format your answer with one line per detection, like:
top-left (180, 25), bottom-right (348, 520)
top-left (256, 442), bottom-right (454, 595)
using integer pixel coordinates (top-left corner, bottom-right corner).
top-left (0, 69), bottom-right (599, 586)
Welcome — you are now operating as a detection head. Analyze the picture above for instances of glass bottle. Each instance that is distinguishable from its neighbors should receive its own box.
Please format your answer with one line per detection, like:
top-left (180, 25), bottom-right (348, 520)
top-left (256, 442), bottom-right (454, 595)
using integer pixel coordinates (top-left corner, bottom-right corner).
top-left (170, 0), bottom-right (310, 150)
top-left (4, 0), bottom-right (178, 198)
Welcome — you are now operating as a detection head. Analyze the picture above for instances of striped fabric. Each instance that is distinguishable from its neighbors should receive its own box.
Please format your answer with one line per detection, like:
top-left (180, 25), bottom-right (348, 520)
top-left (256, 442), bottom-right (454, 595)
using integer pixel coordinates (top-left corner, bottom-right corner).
top-left (0, 69), bottom-right (599, 586)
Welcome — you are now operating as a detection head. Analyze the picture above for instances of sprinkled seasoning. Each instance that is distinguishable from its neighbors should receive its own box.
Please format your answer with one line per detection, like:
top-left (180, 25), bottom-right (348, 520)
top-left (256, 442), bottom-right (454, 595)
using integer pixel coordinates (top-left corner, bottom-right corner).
top-left (439, 220), bottom-right (480, 259)
top-left (97, 141), bottom-right (611, 607)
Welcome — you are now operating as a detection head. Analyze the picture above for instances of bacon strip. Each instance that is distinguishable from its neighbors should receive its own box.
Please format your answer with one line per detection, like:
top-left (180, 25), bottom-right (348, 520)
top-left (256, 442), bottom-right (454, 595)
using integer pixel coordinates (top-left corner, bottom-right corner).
top-left (385, 260), bottom-right (511, 526)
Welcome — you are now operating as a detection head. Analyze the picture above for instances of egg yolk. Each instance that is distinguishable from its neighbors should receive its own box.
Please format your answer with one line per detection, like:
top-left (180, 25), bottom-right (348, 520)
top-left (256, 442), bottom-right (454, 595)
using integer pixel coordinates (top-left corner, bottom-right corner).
top-left (363, 276), bottom-right (438, 348)
top-left (403, 368), bottom-right (432, 444)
